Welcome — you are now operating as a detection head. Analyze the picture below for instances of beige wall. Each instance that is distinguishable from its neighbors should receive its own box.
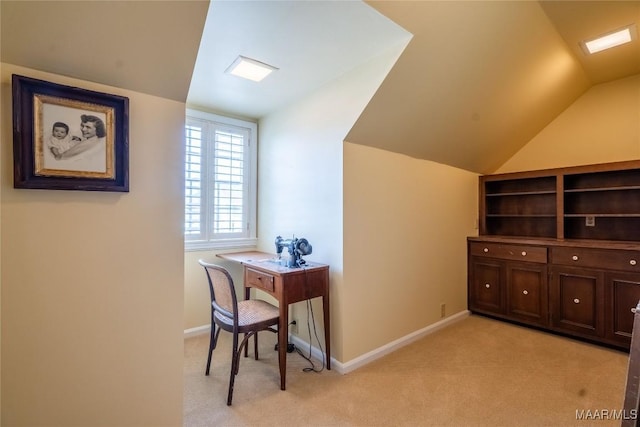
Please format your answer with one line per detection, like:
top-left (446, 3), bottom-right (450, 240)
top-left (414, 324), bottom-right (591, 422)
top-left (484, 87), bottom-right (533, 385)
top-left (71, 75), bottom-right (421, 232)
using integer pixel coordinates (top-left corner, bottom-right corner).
top-left (497, 73), bottom-right (640, 173)
top-left (1, 64), bottom-right (185, 426)
top-left (255, 46), bottom-right (407, 363)
top-left (343, 144), bottom-right (478, 360)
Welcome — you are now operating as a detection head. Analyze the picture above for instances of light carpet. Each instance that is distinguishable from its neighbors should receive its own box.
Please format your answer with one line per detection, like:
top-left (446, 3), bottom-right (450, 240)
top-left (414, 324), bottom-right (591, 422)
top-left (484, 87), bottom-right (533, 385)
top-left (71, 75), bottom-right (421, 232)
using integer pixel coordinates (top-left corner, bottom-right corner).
top-left (184, 315), bottom-right (629, 427)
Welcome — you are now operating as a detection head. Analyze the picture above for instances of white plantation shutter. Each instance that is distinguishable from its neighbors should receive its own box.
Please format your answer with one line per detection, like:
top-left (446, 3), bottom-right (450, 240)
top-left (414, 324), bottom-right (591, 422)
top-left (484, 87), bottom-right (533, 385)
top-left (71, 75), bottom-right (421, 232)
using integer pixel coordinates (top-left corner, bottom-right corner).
top-left (212, 127), bottom-right (246, 235)
top-left (185, 110), bottom-right (257, 250)
top-left (185, 122), bottom-right (203, 238)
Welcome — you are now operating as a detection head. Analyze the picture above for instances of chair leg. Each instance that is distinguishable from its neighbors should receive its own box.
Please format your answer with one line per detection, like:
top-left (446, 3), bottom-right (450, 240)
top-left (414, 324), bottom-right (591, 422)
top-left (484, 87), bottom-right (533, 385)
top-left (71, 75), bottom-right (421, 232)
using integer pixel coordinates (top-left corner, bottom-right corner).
top-left (254, 331), bottom-right (259, 360)
top-left (235, 333), bottom-right (252, 375)
top-left (227, 332), bottom-right (240, 406)
top-left (244, 332), bottom-right (249, 357)
top-left (205, 323), bottom-right (218, 376)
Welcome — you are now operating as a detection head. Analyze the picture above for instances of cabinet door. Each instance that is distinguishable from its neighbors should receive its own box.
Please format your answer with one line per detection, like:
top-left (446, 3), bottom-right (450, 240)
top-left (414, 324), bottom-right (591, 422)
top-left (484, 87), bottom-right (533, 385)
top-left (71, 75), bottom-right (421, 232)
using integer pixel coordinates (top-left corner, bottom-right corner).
top-left (550, 266), bottom-right (604, 338)
top-left (469, 258), bottom-right (503, 315)
top-left (606, 272), bottom-right (640, 346)
top-left (506, 262), bottom-right (548, 326)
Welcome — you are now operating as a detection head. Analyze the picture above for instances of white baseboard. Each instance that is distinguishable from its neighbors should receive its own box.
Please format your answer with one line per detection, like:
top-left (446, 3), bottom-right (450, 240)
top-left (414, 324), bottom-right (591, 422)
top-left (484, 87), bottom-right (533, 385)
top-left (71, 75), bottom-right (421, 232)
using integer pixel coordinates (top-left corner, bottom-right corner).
top-left (184, 324), bottom-right (210, 338)
top-left (286, 310), bottom-right (470, 375)
top-left (334, 310), bottom-right (470, 374)
top-left (184, 310), bottom-right (470, 375)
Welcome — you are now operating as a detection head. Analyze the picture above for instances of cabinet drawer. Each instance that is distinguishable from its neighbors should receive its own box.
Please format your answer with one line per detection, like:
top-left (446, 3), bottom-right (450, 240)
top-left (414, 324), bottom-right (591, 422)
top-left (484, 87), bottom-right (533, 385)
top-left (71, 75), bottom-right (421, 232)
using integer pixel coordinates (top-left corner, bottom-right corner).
top-left (469, 242), bottom-right (547, 263)
top-left (551, 247), bottom-right (640, 272)
top-left (246, 268), bottom-right (275, 292)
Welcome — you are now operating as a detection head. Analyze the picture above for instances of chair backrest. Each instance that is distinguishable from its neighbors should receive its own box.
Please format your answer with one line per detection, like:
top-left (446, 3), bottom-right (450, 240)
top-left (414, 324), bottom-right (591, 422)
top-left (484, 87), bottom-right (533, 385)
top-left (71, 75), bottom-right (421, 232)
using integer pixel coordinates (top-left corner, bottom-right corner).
top-left (198, 260), bottom-right (238, 322)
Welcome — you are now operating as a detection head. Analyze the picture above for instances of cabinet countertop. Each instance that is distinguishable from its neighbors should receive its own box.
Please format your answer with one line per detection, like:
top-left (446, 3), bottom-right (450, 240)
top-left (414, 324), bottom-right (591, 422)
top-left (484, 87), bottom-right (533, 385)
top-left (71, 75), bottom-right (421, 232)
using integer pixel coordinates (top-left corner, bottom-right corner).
top-left (468, 235), bottom-right (640, 251)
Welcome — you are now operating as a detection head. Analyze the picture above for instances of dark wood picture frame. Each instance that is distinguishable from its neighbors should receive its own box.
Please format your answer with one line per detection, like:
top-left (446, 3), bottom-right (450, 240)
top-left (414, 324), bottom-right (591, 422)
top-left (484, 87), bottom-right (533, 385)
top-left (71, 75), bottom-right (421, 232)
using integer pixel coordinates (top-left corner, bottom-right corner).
top-left (12, 74), bottom-right (129, 192)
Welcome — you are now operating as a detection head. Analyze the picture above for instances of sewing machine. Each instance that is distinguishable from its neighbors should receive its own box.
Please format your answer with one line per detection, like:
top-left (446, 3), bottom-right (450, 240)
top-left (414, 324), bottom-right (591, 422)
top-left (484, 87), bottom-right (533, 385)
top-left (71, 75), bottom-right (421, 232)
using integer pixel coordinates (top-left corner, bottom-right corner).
top-left (275, 235), bottom-right (312, 268)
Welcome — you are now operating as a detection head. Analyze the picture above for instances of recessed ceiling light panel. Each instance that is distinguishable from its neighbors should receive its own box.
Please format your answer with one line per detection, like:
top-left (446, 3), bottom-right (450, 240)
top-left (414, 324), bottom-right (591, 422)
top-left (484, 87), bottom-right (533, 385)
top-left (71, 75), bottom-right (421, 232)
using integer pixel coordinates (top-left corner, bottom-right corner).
top-left (582, 24), bottom-right (637, 55)
top-left (225, 56), bottom-right (278, 82)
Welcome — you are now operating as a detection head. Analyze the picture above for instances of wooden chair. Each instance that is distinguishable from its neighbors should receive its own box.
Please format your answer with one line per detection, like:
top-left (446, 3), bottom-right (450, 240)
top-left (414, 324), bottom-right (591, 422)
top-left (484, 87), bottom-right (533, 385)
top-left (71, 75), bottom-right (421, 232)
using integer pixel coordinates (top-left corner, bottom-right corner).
top-left (198, 260), bottom-right (280, 405)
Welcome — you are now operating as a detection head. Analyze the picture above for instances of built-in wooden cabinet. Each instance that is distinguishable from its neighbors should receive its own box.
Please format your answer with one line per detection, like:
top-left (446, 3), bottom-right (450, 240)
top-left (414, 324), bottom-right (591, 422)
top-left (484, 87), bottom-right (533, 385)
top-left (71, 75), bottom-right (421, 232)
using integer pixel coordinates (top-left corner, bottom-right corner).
top-left (470, 161), bottom-right (640, 350)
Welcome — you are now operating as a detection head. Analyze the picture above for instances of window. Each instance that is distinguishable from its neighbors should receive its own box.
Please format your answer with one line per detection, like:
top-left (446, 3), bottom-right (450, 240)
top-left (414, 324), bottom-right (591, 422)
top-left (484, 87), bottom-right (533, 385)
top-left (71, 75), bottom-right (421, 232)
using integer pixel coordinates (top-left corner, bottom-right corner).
top-left (185, 109), bottom-right (257, 250)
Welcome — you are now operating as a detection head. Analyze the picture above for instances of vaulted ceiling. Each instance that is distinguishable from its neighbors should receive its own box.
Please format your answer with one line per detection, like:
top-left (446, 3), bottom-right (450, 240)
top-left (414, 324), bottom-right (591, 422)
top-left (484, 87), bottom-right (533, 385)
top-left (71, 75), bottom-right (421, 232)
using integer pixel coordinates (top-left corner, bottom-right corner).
top-left (347, 1), bottom-right (640, 173)
top-left (2, 1), bottom-right (639, 174)
top-left (1, 1), bottom-right (208, 104)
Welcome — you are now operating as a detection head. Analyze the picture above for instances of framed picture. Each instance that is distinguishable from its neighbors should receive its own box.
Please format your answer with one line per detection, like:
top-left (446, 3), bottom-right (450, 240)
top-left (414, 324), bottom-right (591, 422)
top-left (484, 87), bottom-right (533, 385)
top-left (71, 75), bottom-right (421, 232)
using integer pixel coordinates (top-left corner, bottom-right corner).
top-left (12, 74), bottom-right (129, 192)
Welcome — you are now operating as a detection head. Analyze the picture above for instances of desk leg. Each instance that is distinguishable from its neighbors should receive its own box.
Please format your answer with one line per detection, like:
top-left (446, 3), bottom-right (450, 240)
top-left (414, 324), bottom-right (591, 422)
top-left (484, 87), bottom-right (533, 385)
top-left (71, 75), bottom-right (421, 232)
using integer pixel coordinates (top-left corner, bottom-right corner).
top-left (244, 286), bottom-right (251, 358)
top-left (323, 293), bottom-right (331, 370)
top-left (278, 303), bottom-right (288, 390)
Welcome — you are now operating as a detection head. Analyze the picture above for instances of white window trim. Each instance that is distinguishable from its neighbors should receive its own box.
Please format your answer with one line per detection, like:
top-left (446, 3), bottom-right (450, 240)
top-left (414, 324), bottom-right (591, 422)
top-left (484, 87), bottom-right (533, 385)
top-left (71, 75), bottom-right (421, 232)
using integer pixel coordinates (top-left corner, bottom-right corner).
top-left (184, 109), bottom-right (257, 252)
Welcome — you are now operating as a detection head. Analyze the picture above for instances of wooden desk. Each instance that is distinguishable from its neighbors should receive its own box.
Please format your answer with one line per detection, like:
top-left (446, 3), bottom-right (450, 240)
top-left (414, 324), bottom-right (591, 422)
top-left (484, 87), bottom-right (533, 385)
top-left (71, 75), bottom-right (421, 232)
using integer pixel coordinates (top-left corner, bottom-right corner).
top-left (217, 251), bottom-right (331, 390)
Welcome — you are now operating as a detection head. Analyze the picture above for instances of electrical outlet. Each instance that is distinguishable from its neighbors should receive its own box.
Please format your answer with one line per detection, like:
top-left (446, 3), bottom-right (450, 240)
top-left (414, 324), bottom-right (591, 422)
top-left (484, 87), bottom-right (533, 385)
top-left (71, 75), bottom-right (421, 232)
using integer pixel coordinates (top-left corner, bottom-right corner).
top-left (440, 303), bottom-right (446, 318)
top-left (290, 319), bottom-right (298, 334)
top-left (586, 216), bottom-right (595, 227)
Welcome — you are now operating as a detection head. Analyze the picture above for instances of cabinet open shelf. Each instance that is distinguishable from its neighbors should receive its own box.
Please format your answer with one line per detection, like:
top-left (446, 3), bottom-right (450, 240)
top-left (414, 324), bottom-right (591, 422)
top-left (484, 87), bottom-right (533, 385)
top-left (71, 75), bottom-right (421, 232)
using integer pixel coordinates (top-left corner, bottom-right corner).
top-left (565, 168), bottom-right (640, 190)
top-left (565, 186), bottom-right (640, 193)
top-left (565, 217), bottom-right (640, 241)
top-left (485, 217), bottom-right (556, 238)
top-left (485, 176), bottom-right (556, 193)
top-left (480, 160), bottom-right (640, 240)
top-left (487, 190), bottom-right (556, 196)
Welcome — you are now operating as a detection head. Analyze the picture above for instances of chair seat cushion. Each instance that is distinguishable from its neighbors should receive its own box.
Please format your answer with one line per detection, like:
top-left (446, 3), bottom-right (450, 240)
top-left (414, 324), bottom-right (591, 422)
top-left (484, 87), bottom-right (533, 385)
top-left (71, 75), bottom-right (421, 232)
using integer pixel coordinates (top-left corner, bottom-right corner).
top-left (214, 299), bottom-right (279, 327)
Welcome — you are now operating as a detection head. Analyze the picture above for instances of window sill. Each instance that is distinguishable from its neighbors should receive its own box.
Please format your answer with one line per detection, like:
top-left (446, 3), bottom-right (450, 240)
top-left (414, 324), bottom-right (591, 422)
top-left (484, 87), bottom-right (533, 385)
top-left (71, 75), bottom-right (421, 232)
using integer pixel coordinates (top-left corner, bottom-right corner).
top-left (185, 237), bottom-right (258, 252)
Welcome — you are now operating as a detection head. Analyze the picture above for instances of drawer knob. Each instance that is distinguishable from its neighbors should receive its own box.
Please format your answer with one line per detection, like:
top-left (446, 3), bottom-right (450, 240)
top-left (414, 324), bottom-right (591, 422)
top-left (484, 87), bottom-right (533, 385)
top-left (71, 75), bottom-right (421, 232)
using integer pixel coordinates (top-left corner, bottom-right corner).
top-left (522, 290), bottom-right (528, 295)
top-left (485, 283), bottom-right (490, 289)
top-left (631, 260), bottom-right (637, 266)
top-left (483, 248), bottom-right (489, 253)
top-left (573, 298), bottom-right (580, 304)
top-left (572, 255), bottom-right (579, 261)
top-left (521, 251), bottom-right (527, 256)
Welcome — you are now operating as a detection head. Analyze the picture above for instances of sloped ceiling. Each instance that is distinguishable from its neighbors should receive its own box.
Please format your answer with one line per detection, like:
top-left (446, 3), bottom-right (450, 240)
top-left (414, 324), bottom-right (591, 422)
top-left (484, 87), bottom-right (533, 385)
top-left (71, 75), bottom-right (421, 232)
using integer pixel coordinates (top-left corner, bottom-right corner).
top-left (187, 0), bottom-right (411, 118)
top-left (2, 1), bottom-right (639, 175)
top-left (1, 1), bottom-right (208, 103)
top-left (346, 0), bottom-right (640, 174)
